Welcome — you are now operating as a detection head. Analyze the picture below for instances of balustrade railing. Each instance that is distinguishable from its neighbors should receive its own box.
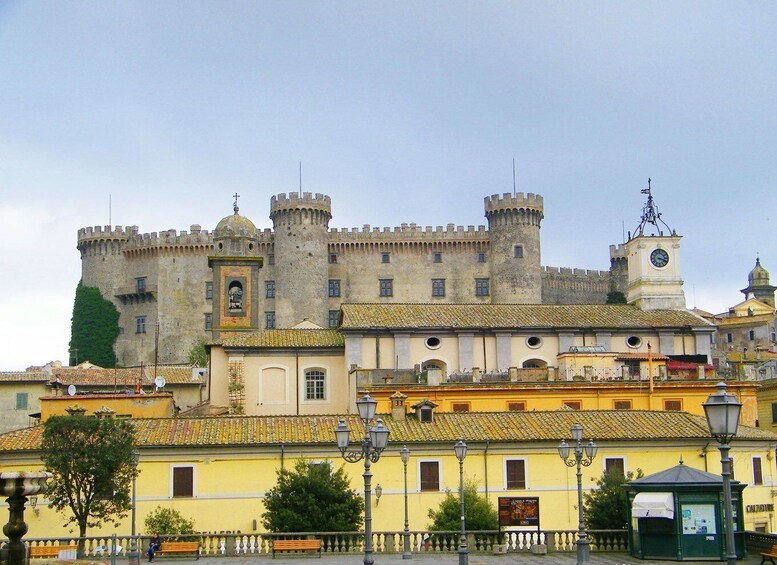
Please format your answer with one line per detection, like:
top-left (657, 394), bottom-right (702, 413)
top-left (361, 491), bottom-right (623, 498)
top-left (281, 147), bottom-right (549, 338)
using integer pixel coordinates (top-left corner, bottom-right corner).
top-left (17, 529), bottom-right (628, 556)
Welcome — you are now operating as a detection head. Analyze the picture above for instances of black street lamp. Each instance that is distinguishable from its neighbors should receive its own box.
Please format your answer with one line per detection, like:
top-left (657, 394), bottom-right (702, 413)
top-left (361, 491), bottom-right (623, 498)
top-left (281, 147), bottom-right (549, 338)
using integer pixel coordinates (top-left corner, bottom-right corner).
top-left (558, 424), bottom-right (597, 565)
top-left (454, 439), bottom-right (468, 565)
top-left (703, 382), bottom-right (742, 565)
top-left (335, 393), bottom-right (390, 565)
top-left (400, 445), bottom-right (412, 560)
top-left (128, 449), bottom-right (140, 565)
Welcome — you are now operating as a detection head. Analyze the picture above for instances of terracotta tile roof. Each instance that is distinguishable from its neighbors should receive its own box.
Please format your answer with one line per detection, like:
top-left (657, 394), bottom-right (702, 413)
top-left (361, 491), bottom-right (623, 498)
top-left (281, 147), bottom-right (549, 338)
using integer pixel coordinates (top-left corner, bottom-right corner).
top-left (48, 366), bottom-right (203, 387)
top-left (0, 371), bottom-right (50, 383)
top-left (339, 304), bottom-right (712, 330)
top-left (615, 353), bottom-right (670, 361)
top-left (2, 410), bottom-right (773, 452)
top-left (214, 329), bottom-right (344, 348)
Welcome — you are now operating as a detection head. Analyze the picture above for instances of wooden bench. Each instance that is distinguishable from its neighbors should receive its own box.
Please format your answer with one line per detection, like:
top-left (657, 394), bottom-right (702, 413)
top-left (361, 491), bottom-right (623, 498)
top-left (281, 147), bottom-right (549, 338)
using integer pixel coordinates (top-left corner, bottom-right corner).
top-left (30, 544), bottom-right (78, 559)
top-left (761, 544), bottom-right (777, 564)
top-left (156, 541), bottom-right (200, 560)
top-left (271, 539), bottom-right (321, 558)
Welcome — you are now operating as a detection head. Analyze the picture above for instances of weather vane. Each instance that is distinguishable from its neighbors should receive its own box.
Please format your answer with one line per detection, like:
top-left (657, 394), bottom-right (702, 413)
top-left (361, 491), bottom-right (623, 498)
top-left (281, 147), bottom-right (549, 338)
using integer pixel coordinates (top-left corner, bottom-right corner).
top-left (632, 178), bottom-right (674, 238)
top-left (233, 192), bottom-right (240, 214)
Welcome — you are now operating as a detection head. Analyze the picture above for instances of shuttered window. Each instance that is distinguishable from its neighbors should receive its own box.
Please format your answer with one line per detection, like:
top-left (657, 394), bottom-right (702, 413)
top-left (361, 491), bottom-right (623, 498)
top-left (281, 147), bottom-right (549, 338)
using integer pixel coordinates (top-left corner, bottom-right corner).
top-left (506, 460), bottom-right (526, 489)
top-left (753, 457), bottom-right (763, 485)
top-left (605, 458), bottom-right (625, 476)
top-left (173, 467), bottom-right (194, 498)
top-left (419, 462), bottom-right (440, 491)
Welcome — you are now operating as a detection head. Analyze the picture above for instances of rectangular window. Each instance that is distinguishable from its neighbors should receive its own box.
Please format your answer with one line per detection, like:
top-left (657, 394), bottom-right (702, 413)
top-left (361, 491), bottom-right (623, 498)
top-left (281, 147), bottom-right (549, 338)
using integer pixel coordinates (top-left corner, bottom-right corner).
top-left (613, 400), bottom-right (632, 410)
top-left (379, 279), bottom-right (393, 297)
top-left (328, 279), bottom-right (341, 297)
top-left (664, 399), bottom-right (682, 411)
top-left (506, 459), bottom-right (526, 489)
top-left (563, 400), bottom-right (581, 410)
top-left (305, 370), bottom-right (326, 400)
top-left (477, 252), bottom-right (486, 263)
top-left (328, 310), bottom-right (339, 329)
top-left (753, 457), bottom-right (763, 485)
top-left (749, 330), bottom-right (756, 340)
top-left (136, 277), bottom-right (146, 292)
top-left (16, 392), bottom-right (28, 410)
top-left (726, 333), bottom-right (733, 343)
top-left (419, 461), bottom-right (440, 491)
top-left (265, 311), bottom-right (276, 329)
top-left (381, 252), bottom-right (390, 263)
top-left (508, 401), bottom-right (526, 411)
top-left (205, 282), bottom-right (213, 300)
top-left (135, 316), bottom-right (146, 334)
top-left (475, 278), bottom-right (490, 297)
top-left (328, 253), bottom-right (337, 264)
top-left (268, 254), bottom-right (275, 266)
top-left (433, 252), bottom-right (442, 263)
top-left (432, 279), bottom-right (445, 297)
top-left (172, 466), bottom-right (194, 498)
top-left (452, 402), bottom-right (470, 412)
top-left (265, 280), bottom-right (275, 299)
top-left (204, 313), bottom-right (212, 331)
top-left (772, 403), bottom-right (777, 424)
top-left (605, 457), bottom-right (625, 476)
top-left (514, 245), bottom-right (523, 258)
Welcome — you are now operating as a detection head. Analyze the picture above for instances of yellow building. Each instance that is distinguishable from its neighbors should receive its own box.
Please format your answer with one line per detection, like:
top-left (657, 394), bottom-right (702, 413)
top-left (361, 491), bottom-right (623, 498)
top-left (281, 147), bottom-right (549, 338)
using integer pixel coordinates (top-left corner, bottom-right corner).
top-left (2, 409), bottom-right (776, 538)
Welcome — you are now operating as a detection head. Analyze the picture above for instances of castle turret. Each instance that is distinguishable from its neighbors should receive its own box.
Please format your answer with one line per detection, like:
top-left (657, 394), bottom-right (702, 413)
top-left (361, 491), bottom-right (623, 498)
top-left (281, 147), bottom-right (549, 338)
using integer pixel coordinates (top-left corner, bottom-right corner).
top-left (484, 193), bottom-right (543, 304)
top-left (741, 258), bottom-right (776, 308)
top-left (270, 192), bottom-right (332, 327)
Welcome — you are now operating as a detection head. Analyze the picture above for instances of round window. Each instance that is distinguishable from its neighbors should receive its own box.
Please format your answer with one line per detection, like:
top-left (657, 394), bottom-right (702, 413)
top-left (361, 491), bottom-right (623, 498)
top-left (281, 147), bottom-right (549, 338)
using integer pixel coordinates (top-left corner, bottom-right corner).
top-left (626, 336), bottom-right (642, 348)
top-left (218, 242), bottom-right (224, 251)
top-left (248, 243), bottom-right (254, 251)
top-left (425, 336), bottom-right (441, 349)
top-left (527, 336), bottom-right (542, 348)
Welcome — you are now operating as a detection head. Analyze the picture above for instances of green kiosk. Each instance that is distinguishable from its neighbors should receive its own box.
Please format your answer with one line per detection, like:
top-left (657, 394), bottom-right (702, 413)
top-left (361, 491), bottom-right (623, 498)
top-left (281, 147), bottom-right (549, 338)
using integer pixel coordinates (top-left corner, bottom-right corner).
top-left (627, 463), bottom-right (745, 561)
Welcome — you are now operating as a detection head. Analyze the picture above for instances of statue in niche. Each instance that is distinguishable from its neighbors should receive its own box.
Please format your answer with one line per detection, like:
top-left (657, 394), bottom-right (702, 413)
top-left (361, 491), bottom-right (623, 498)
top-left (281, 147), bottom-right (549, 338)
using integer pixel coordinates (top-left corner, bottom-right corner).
top-left (228, 282), bottom-right (243, 311)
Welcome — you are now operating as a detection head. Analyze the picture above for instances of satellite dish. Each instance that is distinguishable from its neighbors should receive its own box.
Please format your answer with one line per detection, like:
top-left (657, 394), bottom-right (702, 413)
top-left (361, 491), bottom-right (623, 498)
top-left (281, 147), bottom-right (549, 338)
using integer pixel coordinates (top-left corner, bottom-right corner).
top-left (67, 384), bottom-right (77, 396)
top-left (154, 376), bottom-right (166, 390)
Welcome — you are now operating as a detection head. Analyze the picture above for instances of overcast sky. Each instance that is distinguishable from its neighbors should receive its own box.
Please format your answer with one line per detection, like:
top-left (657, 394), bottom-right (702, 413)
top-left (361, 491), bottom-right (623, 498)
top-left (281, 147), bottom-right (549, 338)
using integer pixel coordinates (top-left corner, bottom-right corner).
top-left (1, 1), bottom-right (775, 371)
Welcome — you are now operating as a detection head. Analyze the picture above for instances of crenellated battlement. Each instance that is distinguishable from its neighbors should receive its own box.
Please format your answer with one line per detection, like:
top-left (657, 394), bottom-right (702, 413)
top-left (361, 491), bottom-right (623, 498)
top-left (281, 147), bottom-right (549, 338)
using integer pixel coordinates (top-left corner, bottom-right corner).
top-left (542, 265), bottom-right (611, 279)
top-left (328, 222), bottom-right (489, 242)
top-left (609, 243), bottom-right (628, 260)
top-left (78, 225), bottom-right (137, 242)
top-left (270, 192), bottom-right (332, 214)
top-left (484, 192), bottom-right (544, 214)
top-left (78, 224), bottom-right (220, 252)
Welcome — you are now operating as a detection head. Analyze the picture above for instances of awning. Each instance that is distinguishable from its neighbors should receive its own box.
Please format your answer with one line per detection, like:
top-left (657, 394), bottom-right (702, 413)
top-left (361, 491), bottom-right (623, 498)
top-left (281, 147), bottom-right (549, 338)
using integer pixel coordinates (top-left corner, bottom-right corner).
top-left (632, 492), bottom-right (674, 519)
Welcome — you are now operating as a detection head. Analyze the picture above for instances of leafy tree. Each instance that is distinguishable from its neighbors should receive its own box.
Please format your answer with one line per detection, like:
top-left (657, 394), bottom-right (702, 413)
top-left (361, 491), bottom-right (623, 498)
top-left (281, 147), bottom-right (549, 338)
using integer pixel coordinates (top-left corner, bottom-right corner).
top-left (606, 291), bottom-right (627, 304)
top-left (188, 339), bottom-right (208, 367)
top-left (427, 479), bottom-right (499, 531)
top-left (69, 281), bottom-right (120, 367)
top-left (143, 507), bottom-right (196, 537)
top-left (583, 468), bottom-right (643, 530)
top-left (41, 415), bottom-right (138, 552)
top-left (262, 460), bottom-right (364, 532)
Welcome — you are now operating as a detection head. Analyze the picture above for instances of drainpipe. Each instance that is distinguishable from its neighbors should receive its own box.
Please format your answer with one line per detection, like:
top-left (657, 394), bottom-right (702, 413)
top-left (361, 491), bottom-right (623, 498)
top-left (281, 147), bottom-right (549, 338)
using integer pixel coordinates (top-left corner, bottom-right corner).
top-left (483, 441), bottom-right (490, 500)
top-left (295, 350), bottom-right (300, 415)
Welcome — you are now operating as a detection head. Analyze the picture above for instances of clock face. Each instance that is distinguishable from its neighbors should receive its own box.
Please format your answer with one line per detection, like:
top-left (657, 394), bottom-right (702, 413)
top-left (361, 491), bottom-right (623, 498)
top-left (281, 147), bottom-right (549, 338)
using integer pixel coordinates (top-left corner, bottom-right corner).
top-left (650, 248), bottom-right (670, 268)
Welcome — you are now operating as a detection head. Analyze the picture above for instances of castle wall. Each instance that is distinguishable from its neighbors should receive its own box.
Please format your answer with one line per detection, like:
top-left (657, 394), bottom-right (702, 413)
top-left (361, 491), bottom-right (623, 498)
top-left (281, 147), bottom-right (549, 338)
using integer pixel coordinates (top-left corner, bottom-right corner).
top-left (540, 267), bottom-right (612, 304)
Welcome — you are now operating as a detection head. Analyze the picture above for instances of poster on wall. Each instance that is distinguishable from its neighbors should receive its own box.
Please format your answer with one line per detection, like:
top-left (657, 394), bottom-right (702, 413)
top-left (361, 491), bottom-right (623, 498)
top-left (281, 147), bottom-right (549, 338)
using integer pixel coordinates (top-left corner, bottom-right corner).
top-left (498, 497), bottom-right (540, 527)
top-left (681, 504), bottom-right (717, 535)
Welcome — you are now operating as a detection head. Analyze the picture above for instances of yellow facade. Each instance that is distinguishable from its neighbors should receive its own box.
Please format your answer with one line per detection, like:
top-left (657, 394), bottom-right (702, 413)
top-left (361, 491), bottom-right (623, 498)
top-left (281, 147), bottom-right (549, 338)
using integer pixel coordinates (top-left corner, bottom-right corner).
top-left (39, 393), bottom-right (176, 421)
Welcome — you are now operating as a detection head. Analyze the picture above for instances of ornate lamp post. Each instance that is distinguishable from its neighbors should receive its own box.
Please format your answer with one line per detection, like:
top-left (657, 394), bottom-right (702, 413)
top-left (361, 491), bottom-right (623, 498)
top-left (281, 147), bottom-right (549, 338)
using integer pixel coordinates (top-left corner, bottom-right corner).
top-left (703, 382), bottom-right (741, 565)
top-left (454, 439), bottom-right (468, 565)
top-left (400, 445), bottom-right (412, 559)
top-left (558, 424), bottom-right (597, 565)
top-left (128, 449), bottom-right (140, 565)
top-left (335, 393), bottom-right (390, 565)
top-left (0, 471), bottom-right (50, 565)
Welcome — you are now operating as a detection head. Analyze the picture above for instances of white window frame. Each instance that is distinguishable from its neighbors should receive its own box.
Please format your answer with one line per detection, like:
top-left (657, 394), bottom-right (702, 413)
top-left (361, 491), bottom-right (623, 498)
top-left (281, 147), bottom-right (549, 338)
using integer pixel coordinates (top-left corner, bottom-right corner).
top-left (752, 455), bottom-right (764, 486)
top-left (417, 459), bottom-right (442, 493)
top-left (302, 367), bottom-right (328, 402)
top-left (257, 364), bottom-right (290, 405)
top-left (503, 457), bottom-right (528, 490)
top-left (603, 456), bottom-right (627, 476)
top-left (170, 464), bottom-right (196, 499)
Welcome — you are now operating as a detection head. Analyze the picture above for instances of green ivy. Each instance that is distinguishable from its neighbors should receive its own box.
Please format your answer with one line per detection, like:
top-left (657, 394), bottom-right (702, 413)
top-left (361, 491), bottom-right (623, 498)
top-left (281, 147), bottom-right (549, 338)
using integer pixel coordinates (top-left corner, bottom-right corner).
top-left (69, 281), bottom-right (120, 367)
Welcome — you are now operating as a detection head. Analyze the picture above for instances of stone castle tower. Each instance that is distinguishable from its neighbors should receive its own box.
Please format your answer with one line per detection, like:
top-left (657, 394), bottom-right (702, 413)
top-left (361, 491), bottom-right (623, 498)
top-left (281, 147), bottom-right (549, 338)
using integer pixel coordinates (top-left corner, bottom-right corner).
top-left (78, 190), bottom-right (630, 366)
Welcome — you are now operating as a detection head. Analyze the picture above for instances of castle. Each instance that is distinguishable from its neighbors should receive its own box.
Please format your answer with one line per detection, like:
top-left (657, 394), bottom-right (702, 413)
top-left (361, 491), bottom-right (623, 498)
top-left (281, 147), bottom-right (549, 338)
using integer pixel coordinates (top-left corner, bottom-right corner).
top-left (78, 191), bottom-right (633, 366)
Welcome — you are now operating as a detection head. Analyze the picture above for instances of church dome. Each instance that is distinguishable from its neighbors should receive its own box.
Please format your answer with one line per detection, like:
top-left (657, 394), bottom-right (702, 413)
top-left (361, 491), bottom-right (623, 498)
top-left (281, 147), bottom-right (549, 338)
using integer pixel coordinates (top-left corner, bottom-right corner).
top-left (214, 210), bottom-right (257, 239)
top-left (748, 258), bottom-right (770, 286)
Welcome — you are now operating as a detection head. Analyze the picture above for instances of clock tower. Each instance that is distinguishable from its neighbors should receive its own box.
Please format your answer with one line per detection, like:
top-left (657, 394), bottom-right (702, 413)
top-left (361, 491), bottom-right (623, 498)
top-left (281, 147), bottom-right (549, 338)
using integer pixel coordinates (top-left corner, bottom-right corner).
top-left (624, 181), bottom-right (686, 310)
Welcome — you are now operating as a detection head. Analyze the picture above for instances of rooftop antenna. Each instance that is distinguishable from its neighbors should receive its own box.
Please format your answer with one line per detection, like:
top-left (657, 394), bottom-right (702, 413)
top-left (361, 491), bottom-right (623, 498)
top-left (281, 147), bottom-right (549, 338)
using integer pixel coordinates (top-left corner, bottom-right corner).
top-left (299, 161), bottom-right (303, 196)
top-left (512, 158), bottom-right (516, 197)
top-left (109, 194), bottom-right (112, 226)
top-left (232, 192), bottom-right (240, 214)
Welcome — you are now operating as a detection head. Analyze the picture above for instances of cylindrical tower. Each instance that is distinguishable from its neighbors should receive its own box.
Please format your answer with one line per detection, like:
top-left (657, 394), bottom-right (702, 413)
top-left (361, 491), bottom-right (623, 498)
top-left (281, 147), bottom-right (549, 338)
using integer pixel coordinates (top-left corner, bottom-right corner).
top-left (270, 192), bottom-right (332, 327)
top-left (485, 193), bottom-right (543, 304)
top-left (77, 225), bottom-right (133, 299)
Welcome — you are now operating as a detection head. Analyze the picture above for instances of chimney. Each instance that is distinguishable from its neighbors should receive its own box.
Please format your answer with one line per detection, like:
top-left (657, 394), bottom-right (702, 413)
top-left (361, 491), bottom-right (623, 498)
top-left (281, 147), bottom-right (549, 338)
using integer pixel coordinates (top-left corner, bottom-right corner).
top-left (390, 391), bottom-right (408, 421)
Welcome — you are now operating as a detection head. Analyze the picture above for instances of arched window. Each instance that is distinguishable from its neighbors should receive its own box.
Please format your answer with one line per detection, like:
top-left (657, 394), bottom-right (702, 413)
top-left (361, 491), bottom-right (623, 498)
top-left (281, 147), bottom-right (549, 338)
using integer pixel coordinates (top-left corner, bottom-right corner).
top-left (228, 281), bottom-right (244, 312)
top-left (522, 359), bottom-right (547, 369)
top-left (305, 369), bottom-right (326, 400)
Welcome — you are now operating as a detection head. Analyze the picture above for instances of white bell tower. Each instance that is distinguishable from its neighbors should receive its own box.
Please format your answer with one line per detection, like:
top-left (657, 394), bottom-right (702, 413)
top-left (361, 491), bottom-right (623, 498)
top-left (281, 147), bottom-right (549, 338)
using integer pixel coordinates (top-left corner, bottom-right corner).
top-left (624, 180), bottom-right (686, 310)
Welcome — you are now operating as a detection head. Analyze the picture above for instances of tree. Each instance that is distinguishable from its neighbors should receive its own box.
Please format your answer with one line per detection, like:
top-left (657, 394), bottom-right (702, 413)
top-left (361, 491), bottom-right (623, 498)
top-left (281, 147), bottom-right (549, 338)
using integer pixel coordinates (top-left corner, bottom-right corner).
top-left (143, 507), bottom-right (196, 537)
top-left (188, 339), bottom-right (208, 367)
top-left (427, 479), bottom-right (499, 531)
top-left (583, 468), bottom-right (643, 530)
top-left (41, 415), bottom-right (138, 552)
top-left (606, 291), bottom-right (627, 304)
top-left (69, 281), bottom-right (120, 367)
top-left (262, 460), bottom-right (364, 532)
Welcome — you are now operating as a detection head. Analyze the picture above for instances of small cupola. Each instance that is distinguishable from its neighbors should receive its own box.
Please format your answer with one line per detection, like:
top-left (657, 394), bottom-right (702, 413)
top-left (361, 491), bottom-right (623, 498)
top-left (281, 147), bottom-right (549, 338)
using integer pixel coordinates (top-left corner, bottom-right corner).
top-left (411, 399), bottom-right (438, 423)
